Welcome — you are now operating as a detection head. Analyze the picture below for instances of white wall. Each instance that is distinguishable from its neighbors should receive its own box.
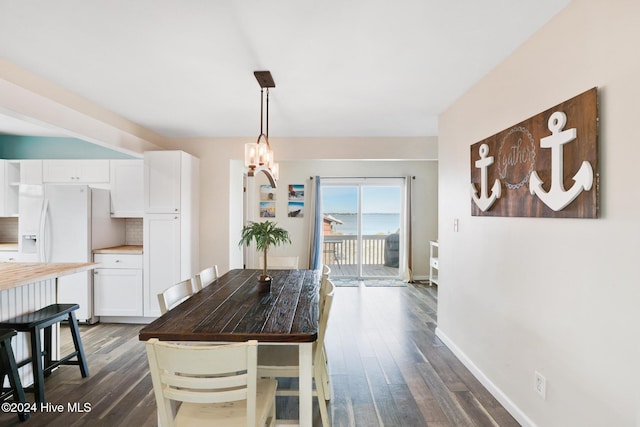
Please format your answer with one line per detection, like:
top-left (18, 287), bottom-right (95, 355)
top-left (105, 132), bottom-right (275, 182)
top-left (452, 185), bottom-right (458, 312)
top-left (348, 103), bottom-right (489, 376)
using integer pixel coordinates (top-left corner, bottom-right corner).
top-left (242, 159), bottom-right (438, 277)
top-left (163, 137), bottom-right (438, 276)
top-left (438, 1), bottom-right (640, 426)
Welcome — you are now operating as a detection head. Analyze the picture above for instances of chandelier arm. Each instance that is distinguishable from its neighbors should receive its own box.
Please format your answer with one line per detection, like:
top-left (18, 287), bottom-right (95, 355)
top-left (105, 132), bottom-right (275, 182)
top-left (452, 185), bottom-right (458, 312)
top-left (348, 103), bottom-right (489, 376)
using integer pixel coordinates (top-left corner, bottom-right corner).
top-left (259, 88), bottom-right (264, 135)
top-left (256, 133), bottom-right (271, 147)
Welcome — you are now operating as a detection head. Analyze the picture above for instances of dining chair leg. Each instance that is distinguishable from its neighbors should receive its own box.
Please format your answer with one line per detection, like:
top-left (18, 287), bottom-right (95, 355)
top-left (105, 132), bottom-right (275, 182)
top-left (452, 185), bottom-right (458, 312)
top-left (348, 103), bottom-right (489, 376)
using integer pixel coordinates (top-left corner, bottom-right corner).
top-left (315, 363), bottom-right (331, 427)
top-left (321, 346), bottom-right (331, 401)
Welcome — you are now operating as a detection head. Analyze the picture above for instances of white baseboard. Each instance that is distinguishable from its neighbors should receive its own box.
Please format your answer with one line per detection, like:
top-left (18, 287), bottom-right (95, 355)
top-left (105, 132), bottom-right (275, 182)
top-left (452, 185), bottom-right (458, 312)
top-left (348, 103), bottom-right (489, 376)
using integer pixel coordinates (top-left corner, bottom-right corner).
top-left (434, 327), bottom-right (536, 427)
top-left (98, 316), bottom-right (154, 324)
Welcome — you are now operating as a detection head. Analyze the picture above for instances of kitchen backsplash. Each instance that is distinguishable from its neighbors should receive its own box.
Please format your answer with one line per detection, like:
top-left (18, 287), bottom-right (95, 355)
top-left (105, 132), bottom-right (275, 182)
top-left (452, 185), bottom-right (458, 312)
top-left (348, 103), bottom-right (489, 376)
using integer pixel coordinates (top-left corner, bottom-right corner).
top-left (125, 218), bottom-right (143, 245)
top-left (0, 217), bottom-right (142, 245)
top-left (0, 217), bottom-right (18, 242)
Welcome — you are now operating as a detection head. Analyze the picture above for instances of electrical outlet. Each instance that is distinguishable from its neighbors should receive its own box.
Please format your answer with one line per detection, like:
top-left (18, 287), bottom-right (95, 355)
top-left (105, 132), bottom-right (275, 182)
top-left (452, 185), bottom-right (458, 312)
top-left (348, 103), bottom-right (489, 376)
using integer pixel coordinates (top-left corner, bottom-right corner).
top-left (534, 371), bottom-right (546, 399)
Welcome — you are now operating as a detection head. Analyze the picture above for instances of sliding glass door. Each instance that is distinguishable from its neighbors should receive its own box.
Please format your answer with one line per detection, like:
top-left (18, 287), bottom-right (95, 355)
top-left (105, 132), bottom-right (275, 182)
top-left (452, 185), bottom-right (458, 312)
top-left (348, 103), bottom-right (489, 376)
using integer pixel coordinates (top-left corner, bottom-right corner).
top-left (321, 178), bottom-right (404, 279)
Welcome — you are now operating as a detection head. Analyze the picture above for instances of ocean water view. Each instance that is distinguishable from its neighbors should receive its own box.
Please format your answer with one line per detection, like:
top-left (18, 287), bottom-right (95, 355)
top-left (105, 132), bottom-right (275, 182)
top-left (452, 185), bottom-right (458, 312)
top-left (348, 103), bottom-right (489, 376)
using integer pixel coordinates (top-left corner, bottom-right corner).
top-left (328, 213), bottom-right (400, 235)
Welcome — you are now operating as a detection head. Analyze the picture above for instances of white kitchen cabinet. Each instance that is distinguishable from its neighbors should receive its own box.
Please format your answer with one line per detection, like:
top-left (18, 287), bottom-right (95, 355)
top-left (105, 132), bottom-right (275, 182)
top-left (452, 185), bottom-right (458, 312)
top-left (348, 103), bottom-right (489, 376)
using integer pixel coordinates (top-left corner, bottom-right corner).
top-left (43, 159), bottom-right (110, 183)
top-left (143, 214), bottom-right (182, 317)
top-left (0, 251), bottom-right (18, 262)
top-left (144, 151), bottom-right (182, 213)
top-left (93, 253), bottom-right (143, 316)
top-left (110, 159), bottom-right (144, 217)
top-left (20, 160), bottom-right (43, 184)
top-left (143, 150), bottom-right (199, 318)
top-left (0, 160), bottom-right (20, 216)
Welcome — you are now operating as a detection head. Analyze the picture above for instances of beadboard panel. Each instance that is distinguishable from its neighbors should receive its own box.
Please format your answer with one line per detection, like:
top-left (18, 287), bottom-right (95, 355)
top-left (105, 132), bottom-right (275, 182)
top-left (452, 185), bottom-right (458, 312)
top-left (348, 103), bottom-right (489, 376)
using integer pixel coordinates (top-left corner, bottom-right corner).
top-left (0, 279), bottom-right (57, 387)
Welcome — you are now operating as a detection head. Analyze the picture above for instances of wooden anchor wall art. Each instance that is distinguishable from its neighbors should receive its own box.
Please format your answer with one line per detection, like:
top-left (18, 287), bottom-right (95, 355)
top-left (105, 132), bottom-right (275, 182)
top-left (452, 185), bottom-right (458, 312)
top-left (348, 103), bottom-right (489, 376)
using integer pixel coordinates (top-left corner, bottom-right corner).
top-left (470, 87), bottom-right (598, 218)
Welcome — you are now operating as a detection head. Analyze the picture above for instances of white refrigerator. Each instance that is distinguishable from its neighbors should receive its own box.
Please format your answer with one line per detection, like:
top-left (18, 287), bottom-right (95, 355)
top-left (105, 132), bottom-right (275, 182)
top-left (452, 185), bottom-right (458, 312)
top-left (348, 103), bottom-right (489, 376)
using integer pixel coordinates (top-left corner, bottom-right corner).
top-left (18, 184), bottom-right (125, 323)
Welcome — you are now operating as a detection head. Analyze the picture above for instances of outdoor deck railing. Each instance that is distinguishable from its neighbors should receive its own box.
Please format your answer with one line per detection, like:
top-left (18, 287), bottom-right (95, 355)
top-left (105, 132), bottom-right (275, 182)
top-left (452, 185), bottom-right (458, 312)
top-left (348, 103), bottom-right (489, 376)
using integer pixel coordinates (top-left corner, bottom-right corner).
top-left (323, 234), bottom-right (398, 265)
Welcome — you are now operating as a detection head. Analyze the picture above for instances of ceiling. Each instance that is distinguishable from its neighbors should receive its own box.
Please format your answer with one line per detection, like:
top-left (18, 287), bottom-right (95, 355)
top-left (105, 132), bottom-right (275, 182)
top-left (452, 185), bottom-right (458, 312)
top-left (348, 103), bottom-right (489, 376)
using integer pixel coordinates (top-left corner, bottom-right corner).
top-left (0, 0), bottom-right (570, 139)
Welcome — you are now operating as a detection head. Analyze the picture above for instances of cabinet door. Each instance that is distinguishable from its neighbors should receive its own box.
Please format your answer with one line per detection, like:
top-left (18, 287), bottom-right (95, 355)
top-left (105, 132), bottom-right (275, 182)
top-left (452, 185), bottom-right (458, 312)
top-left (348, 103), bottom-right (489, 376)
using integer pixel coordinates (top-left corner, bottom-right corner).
top-left (144, 214), bottom-right (181, 317)
top-left (93, 268), bottom-right (143, 316)
top-left (43, 160), bottom-right (110, 183)
top-left (20, 160), bottom-right (43, 184)
top-left (77, 160), bottom-right (110, 183)
top-left (144, 151), bottom-right (181, 213)
top-left (110, 160), bottom-right (144, 217)
top-left (0, 160), bottom-right (20, 216)
top-left (0, 160), bottom-right (7, 216)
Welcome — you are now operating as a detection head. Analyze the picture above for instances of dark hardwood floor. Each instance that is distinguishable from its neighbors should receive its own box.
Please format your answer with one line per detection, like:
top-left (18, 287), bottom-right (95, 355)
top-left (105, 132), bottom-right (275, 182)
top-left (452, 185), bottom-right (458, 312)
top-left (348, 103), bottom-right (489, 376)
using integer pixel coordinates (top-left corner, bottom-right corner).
top-left (0, 283), bottom-right (520, 426)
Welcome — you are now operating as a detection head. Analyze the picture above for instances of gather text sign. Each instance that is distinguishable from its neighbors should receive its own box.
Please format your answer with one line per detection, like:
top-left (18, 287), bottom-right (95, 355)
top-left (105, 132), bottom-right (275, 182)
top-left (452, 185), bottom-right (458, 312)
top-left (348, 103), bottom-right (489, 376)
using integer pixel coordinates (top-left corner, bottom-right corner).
top-left (470, 87), bottom-right (598, 218)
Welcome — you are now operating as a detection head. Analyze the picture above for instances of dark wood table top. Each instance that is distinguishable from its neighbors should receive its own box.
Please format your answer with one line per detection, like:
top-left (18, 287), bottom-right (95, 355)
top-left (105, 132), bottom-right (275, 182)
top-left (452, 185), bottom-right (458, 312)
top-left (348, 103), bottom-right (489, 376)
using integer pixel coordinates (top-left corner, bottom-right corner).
top-left (139, 269), bottom-right (320, 343)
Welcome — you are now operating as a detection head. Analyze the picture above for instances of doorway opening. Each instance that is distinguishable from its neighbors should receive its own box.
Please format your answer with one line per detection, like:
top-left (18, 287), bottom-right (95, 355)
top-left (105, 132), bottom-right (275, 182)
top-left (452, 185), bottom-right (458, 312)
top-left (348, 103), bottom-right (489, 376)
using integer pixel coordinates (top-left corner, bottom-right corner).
top-left (321, 178), bottom-right (404, 279)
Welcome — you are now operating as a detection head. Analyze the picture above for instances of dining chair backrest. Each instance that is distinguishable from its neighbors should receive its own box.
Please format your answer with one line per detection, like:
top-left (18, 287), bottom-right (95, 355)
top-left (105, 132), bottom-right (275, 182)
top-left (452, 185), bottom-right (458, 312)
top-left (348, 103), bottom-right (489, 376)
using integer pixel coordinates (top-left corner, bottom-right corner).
top-left (260, 256), bottom-right (299, 270)
top-left (320, 265), bottom-right (331, 312)
top-left (193, 265), bottom-right (219, 292)
top-left (145, 339), bottom-right (266, 427)
top-left (318, 280), bottom-right (335, 342)
top-left (157, 279), bottom-right (194, 314)
top-left (322, 264), bottom-right (331, 277)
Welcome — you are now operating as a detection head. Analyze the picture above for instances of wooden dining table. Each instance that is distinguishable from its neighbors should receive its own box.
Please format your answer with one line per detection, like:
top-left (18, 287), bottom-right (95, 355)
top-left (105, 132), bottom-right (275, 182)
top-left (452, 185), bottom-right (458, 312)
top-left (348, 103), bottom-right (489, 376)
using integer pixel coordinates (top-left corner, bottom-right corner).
top-left (139, 268), bottom-right (321, 427)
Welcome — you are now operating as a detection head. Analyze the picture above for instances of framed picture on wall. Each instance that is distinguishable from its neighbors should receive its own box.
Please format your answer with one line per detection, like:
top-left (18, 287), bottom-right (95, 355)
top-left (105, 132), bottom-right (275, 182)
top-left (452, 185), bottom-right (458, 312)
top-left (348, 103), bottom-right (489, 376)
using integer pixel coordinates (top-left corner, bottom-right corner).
top-left (288, 201), bottom-right (304, 217)
top-left (288, 184), bottom-right (304, 201)
top-left (260, 185), bottom-right (276, 201)
top-left (260, 202), bottom-right (275, 218)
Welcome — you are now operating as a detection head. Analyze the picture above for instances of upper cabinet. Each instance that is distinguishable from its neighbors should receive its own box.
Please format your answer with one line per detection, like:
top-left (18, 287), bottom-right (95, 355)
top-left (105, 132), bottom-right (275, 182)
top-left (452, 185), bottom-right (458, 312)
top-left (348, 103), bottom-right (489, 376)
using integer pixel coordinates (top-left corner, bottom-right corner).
top-left (0, 160), bottom-right (20, 216)
top-left (43, 159), bottom-right (110, 183)
top-left (20, 160), bottom-right (43, 185)
top-left (110, 159), bottom-right (143, 218)
top-left (144, 151), bottom-right (183, 213)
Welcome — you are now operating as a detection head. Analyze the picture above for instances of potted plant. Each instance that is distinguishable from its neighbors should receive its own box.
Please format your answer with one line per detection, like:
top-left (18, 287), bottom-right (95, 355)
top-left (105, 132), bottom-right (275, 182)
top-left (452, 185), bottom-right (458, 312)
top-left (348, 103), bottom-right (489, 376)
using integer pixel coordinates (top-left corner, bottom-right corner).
top-left (239, 220), bottom-right (291, 288)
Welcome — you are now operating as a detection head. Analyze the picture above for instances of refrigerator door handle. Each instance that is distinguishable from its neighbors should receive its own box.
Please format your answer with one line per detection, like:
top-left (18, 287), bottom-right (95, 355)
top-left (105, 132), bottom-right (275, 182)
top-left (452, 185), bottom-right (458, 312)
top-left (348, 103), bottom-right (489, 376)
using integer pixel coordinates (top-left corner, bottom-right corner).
top-left (39, 199), bottom-right (49, 262)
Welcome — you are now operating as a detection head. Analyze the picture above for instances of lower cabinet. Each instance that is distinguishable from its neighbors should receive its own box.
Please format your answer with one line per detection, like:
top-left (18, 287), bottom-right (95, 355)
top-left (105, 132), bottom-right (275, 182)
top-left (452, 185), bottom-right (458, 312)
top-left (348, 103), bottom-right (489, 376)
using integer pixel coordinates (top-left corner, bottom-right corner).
top-left (143, 214), bottom-right (182, 317)
top-left (93, 254), bottom-right (143, 316)
top-left (0, 251), bottom-right (18, 262)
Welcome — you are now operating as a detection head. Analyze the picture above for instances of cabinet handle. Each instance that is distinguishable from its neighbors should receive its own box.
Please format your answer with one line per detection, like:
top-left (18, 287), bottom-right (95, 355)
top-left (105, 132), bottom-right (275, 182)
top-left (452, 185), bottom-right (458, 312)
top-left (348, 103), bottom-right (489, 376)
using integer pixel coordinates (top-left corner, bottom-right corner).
top-left (115, 260), bottom-right (121, 263)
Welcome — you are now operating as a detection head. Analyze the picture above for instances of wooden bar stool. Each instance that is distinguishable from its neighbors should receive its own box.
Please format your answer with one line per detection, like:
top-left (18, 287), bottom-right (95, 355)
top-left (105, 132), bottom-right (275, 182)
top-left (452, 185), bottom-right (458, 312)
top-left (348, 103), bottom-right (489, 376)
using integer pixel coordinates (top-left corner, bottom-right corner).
top-left (0, 329), bottom-right (30, 421)
top-left (0, 304), bottom-right (89, 404)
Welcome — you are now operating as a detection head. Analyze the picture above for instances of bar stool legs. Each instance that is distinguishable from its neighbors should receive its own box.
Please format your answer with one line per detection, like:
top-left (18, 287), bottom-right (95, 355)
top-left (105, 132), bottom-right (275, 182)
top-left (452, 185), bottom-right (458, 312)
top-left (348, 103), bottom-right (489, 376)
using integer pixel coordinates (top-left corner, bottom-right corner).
top-left (0, 304), bottom-right (90, 405)
top-left (0, 329), bottom-right (30, 422)
top-left (67, 311), bottom-right (89, 378)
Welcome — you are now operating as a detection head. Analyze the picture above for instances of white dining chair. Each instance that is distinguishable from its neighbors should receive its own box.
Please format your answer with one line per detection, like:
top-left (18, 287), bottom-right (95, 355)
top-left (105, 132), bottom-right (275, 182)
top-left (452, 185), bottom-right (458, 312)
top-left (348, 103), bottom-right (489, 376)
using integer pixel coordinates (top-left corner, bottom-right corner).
top-left (257, 279), bottom-right (335, 427)
top-left (146, 339), bottom-right (277, 427)
top-left (319, 264), bottom-right (332, 400)
top-left (259, 256), bottom-right (299, 270)
top-left (192, 265), bottom-right (219, 292)
top-left (157, 278), bottom-right (194, 314)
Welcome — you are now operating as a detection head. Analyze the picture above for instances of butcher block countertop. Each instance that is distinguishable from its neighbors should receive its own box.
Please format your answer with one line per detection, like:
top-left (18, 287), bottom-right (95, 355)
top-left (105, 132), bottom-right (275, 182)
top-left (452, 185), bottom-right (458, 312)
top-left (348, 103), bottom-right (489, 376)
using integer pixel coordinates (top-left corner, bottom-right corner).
top-left (0, 242), bottom-right (18, 252)
top-left (0, 262), bottom-right (97, 292)
top-left (93, 245), bottom-right (143, 255)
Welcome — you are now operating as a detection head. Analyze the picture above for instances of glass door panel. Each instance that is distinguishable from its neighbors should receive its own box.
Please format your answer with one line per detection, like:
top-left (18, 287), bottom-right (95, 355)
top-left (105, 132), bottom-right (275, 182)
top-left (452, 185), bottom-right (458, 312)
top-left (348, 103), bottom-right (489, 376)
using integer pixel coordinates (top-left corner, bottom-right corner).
top-left (361, 185), bottom-right (401, 278)
top-left (321, 179), bottom-right (403, 279)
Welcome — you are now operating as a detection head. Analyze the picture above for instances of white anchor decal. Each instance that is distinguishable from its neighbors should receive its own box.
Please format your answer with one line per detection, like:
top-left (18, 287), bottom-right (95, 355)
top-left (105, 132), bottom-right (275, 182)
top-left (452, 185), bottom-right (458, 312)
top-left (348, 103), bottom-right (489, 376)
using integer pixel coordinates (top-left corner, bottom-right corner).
top-left (529, 111), bottom-right (593, 211)
top-left (471, 143), bottom-right (501, 211)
